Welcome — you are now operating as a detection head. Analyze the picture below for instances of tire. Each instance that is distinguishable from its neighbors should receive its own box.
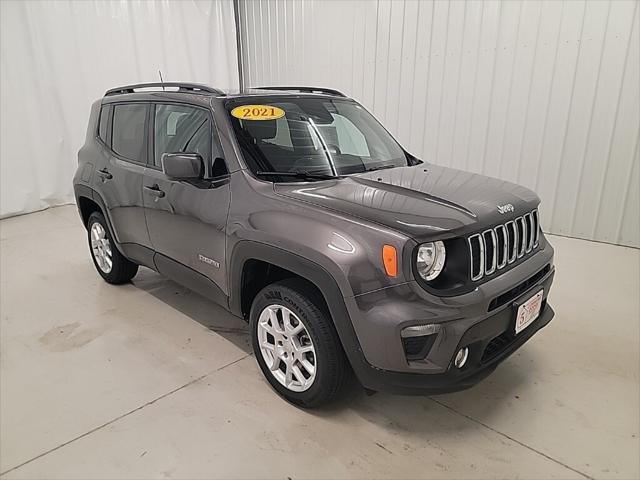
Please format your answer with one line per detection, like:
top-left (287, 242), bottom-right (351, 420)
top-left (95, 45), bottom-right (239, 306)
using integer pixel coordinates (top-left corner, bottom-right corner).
top-left (250, 279), bottom-right (349, 408)
top-left (87, 211), bottom-right (138, 284)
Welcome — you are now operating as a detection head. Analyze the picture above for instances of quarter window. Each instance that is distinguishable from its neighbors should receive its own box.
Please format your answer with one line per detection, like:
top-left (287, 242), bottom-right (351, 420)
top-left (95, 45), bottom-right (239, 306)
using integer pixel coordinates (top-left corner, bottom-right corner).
top-left (154, 104), bottom-right (211, 168)
top-left (112, 104), bottom-right (147, 161)
top-left (98, 105), bottom-right (110, 145)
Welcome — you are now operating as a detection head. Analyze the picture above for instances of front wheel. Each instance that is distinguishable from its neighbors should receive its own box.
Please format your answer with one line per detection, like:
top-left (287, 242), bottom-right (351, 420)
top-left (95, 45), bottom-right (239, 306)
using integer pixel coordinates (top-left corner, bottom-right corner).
top-left (250, 280), bottom-right (349, 408)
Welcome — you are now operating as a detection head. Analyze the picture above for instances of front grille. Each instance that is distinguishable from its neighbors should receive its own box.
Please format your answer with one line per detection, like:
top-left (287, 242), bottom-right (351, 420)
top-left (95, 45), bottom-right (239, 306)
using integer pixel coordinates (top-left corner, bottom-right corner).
top-left (468, 209), bottom-right (539, 281)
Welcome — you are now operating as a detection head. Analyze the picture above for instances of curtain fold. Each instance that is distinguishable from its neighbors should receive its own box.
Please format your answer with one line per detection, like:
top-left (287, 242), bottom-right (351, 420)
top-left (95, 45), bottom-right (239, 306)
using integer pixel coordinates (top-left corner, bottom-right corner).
top-left (0, 0), bottom-right (239, 218)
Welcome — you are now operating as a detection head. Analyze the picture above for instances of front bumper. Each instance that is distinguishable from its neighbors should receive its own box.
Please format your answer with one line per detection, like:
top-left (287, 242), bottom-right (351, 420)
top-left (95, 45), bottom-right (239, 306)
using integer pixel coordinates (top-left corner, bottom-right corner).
top-left (342, 237), bottom-right (556, 394)
top-left (354, 301), bottom-right (554, 395)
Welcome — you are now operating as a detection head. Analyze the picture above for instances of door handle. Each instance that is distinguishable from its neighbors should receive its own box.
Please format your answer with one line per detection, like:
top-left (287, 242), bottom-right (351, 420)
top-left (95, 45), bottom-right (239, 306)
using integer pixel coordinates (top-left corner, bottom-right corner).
top-left (96, 168), bottom-right (113, 180)
top-left (144, 185), bottom-right (165, 198)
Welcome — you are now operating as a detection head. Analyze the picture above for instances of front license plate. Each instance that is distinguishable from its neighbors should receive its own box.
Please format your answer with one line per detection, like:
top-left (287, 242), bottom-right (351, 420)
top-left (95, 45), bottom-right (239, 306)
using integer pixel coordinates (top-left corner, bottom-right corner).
top-left (515, 290), bottom-right (544, 335)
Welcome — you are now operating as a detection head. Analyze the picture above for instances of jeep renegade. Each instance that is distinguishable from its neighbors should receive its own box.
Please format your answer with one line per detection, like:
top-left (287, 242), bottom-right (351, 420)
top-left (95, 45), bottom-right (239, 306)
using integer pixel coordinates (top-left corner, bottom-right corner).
top-left (73, 83), bottom-right (555, 407)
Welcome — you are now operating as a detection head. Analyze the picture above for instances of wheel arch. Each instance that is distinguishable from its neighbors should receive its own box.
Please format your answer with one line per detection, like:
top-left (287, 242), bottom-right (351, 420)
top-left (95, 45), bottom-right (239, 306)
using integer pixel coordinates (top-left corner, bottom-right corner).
top-left (74, 184), bottom-right (108, 227)
top-left (229, 240), bottom-right (367, 374)
top-left (77, 196), bottom-right (102, 227)
top-left (74, 185), bottom-right (126, 258)
top-left (229, 241), bottom-right (346, 316)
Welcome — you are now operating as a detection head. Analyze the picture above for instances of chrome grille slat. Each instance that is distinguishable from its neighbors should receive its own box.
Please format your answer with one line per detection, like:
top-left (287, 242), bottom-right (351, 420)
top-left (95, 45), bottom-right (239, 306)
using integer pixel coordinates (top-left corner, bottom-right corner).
top-left (483, 229), bottom-right (497, 275)
top-left (468, 234), bottom-right (484, 281)
top-left (468, 209), bottom-right (541, 281)
top-left (495, 224), bottom-right (508, 269)
top-left (532, 209), bottom-right (540, 247)
top-left (516, 216), bottom-right (526, 258)
top-left (525, 213), bottom-right (534, 252)
top-left (506, 220), bottom-right (517, 263)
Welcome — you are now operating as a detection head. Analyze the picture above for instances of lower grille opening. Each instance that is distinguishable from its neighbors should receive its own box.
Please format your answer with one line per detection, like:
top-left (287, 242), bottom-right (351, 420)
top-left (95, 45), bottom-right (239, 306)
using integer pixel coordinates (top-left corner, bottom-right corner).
top-left (402, 334), bottom-right (437, 361)
top-left (481, 299), bottom-right (547, 363)
top-left (488, 264), bottom-right (551, 312)
top-left (482, 332), bottom-right (512, 363)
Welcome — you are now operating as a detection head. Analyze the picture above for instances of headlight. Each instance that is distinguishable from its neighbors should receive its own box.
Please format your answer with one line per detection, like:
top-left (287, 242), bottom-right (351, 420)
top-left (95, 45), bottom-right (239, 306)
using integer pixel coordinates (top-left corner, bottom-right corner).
top-left (416, 241), bottom-right (446, 281)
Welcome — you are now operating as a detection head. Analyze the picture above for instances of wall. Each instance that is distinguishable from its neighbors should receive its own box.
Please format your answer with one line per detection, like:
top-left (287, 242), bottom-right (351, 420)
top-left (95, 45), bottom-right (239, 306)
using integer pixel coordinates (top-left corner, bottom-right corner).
top-left (239, 0), bottom-right (639, 247)
top-left (0, 0), bottom-right (239, 218)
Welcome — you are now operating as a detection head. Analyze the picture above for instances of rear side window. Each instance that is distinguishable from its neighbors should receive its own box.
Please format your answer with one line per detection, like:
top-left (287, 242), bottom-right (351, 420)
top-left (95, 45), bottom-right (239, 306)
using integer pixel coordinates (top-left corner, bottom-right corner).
top-left (112, 104), bottom-right (147, 161)
top-left (98, 105), bottom-right (110, 144)
top-left (153, 104), bottom-right (211, 168)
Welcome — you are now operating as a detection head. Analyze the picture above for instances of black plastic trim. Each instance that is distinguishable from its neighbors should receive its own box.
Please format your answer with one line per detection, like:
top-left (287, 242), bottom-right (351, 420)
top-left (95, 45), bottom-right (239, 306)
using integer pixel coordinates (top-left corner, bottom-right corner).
top-left (411, 238), bottom-right (471, 296)
top-left (153, 253), bottom-right (228, 308)
top-left (402, 334), bottom-right (437, 361)
top-left (228, 240), bottom-right (375, 383)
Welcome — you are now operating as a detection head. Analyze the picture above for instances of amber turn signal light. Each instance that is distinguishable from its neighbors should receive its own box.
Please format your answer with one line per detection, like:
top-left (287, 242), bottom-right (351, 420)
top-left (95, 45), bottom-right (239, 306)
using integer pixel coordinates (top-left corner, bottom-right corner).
top-left (382, 244), bottom-right (398, 277)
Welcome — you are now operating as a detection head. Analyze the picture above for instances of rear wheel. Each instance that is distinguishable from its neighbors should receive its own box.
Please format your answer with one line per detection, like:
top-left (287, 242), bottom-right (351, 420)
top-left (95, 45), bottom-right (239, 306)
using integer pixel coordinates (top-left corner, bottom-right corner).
top-left (87, 211), bottom-right (138, 284)
top-left (250, 279), bottom-right (349, 407)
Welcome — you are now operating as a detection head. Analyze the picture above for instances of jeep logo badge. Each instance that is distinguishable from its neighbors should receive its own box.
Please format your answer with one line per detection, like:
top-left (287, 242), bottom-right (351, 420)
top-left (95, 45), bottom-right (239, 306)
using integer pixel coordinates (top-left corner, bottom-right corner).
top-left (497, 203), bottom-right (514, 214)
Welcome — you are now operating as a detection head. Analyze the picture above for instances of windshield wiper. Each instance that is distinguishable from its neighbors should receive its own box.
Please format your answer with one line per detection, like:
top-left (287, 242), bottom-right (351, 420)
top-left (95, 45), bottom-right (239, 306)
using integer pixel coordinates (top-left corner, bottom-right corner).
top-left (365, 164), bottom-right (399, 172)
top-left (255, 171), bottom-right (339, 180)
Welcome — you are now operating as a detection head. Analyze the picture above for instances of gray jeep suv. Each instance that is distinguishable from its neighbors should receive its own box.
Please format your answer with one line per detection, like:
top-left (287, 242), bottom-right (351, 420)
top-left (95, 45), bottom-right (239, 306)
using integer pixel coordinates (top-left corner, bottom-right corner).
top-left (73, 83), bottom-right (555, 407)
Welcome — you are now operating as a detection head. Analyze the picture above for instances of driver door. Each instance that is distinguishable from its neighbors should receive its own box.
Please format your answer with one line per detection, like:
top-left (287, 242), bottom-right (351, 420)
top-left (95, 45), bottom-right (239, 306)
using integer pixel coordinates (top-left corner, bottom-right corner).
top-left (142, 103), bottom-right (230, 300)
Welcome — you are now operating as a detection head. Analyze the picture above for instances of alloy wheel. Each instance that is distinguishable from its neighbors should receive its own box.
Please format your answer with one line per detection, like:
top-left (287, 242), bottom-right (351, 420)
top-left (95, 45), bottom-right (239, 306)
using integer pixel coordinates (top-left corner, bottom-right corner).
top-left (257, 304), bottom-right (317, 392)
top-left (90, 222), bottom-right (112, 273)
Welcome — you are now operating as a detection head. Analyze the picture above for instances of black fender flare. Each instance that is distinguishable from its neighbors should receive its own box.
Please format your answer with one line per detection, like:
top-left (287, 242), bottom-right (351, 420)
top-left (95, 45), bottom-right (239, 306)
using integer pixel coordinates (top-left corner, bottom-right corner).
top-left (74, 184), bottom-right (125, 256)
top-left (228, 240), bottom-right (372, 378)
top-left (74, 184), bottom-right (110, 226)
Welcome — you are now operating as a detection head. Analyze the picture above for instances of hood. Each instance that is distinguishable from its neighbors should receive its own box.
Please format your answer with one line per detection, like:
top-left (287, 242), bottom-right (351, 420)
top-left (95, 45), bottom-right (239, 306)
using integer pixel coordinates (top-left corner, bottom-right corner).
top-left (273, 164), bottom-right (540, 240)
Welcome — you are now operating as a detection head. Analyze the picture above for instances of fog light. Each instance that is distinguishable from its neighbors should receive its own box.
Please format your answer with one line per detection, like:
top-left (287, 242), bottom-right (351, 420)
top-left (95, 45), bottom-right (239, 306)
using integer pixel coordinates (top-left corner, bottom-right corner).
top-left (454, 347), bottom-right (469, 369)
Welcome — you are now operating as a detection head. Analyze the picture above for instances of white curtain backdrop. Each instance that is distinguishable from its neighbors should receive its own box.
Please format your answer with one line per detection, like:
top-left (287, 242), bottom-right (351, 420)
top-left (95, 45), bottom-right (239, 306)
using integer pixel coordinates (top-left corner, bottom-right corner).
top-left (0, 0), bottom-right (239, 218)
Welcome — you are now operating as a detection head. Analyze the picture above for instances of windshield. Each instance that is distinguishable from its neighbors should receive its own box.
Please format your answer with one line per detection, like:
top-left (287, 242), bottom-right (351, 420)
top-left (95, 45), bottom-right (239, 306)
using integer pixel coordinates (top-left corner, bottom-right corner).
top-left (227, 97), bottom-right (410, 179)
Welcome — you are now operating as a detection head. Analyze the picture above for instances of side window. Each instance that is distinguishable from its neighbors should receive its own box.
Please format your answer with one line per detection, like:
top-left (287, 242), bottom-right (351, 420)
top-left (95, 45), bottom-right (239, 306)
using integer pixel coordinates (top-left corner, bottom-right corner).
top-left (98, 105), bottom-right (110, 145)
top-left (154, 104), bottom-right (211, 169)
top-left (112, 104), bottom-right (147, 161)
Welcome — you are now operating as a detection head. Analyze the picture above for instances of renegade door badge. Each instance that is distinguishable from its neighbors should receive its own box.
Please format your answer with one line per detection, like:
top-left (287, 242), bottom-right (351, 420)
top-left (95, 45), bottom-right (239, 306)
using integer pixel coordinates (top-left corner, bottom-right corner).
top-left (198, 254), bottom-right (220, 268)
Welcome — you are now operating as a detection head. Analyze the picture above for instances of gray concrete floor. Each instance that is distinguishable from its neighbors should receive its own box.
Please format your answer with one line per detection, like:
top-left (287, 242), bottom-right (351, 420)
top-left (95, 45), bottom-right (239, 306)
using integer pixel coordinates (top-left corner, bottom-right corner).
top-left (0, 205), bottom-right (638, 479)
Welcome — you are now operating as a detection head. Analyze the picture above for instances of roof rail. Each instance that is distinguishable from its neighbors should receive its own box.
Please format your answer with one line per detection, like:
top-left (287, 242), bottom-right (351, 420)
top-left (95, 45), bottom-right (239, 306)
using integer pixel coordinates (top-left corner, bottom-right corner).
top-left (253, 86), bottom-right (347, 97)
top-left (104, 82), bottom-right (224, 97)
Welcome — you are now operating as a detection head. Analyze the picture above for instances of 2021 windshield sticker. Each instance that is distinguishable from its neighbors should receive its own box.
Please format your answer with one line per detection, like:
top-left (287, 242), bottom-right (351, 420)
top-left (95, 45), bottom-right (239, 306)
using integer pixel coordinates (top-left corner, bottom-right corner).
top-left (231, 105), bottom-right (285, 121)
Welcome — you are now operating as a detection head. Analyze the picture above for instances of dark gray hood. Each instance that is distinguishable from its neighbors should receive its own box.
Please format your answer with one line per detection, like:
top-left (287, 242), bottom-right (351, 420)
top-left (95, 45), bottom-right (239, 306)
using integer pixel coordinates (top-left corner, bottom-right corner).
top-left (274, 164), bottom-right (540, 240)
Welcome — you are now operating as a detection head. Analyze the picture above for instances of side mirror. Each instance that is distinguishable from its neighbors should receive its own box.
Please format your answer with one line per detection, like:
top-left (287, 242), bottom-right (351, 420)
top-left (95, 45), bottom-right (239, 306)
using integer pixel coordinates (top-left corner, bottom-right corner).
top-left (161, 153), bottom-right (204, 180)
